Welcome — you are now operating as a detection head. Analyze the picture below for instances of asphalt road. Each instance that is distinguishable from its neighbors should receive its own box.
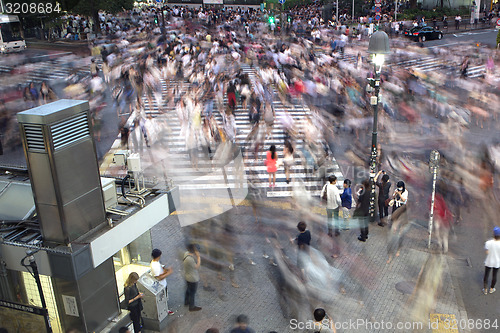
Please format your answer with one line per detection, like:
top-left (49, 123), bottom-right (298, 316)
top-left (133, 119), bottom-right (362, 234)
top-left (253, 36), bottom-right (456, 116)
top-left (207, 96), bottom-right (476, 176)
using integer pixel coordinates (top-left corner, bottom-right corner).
top-left (424, 28), bottom-right (499, 48)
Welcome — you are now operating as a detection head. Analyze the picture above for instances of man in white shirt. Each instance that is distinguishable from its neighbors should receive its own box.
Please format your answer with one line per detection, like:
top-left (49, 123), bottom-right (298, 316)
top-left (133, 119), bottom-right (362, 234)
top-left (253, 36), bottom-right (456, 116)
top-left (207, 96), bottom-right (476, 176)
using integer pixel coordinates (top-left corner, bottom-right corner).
top-left (150, 249), bottom-right (175, 315)
top-left (321, 175), bottom-right (342, 237)
top-left (483, 227), bottom-right (500, 294)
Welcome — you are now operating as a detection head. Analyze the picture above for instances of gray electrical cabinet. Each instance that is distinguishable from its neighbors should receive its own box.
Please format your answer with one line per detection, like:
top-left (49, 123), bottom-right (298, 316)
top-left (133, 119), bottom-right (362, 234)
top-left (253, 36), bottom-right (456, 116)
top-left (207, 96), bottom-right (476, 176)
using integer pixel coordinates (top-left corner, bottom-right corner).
top-left (137, 270), bottom-right (170, 330)
top-left (17, 100), bottom-right (106, 245)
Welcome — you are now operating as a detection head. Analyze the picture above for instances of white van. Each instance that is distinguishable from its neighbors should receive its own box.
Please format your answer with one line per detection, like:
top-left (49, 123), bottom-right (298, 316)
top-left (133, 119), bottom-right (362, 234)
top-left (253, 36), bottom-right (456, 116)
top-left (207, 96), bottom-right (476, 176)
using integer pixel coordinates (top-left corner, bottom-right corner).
top-left (0, 15), bottom-right (26, 53)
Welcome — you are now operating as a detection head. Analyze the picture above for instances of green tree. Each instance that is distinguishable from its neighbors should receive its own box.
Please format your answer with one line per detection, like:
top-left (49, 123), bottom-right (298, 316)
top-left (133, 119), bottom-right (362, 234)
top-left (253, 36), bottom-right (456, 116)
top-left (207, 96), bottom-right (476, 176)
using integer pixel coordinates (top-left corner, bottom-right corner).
top-left (66, 0), bottom-right (134, 32)
top-left (497, 29), bottom-right (500, 48)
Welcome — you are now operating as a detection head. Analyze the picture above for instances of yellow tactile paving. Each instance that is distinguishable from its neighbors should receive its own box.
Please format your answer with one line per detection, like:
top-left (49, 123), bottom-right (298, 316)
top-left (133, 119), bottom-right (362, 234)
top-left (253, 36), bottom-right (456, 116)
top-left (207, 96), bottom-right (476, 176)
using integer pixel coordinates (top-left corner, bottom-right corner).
top-left (429, 314), bottom-right (459, 333)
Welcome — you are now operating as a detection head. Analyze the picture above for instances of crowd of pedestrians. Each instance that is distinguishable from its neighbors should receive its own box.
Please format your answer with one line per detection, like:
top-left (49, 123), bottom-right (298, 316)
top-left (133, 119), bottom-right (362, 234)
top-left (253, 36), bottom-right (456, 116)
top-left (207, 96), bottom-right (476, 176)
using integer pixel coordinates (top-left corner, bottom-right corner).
top-left (0, 2), bottom-right (499, 331)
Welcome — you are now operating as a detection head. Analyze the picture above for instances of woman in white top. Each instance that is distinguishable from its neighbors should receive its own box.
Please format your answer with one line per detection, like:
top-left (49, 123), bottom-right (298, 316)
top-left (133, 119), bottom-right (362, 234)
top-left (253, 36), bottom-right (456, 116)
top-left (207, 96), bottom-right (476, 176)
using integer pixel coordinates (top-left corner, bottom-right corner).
top-left (392, 180), bottom-right (408, 213)
top-left (283, 141), bottom-right (294, 184)
top-left (483, 226), bottom-right (500, 294)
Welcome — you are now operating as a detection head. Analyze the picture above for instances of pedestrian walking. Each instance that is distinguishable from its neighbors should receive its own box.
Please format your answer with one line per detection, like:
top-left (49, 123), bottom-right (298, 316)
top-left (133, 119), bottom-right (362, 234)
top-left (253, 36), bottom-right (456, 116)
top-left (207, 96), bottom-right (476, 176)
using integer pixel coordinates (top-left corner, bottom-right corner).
top-left (321, 175), bottom-right (342, 237)
top-left (483, 227), bottom-right (500, 295)
top-left (387, 181), bottom-right (409, 263)
top-left (283, 140), bottom-right (294, 184)
top-left (432, 192), bottom-right (453, 253)
top-left (355, 180), bottom-right (371, 242)
top-left (340, 179), bottom-right (352, 230)
top-left (39, 82), bottom-right (57, 104)
top-left (230, 314), bottom-right (255, 333)
top-left (183, 244), bottom-right (202, 311)
top-left (124, 272), bottom-right (144, 333)
top-left (150, 249), bottom-right (175, 315)
top-left (90, 58), bottom-right (99, 76)
top-left (265, 144), bottom-right (278, 188)
top-left (455, 15), bottom-right (461, 30)
top-left (460, 56), bottom-right (470, 78)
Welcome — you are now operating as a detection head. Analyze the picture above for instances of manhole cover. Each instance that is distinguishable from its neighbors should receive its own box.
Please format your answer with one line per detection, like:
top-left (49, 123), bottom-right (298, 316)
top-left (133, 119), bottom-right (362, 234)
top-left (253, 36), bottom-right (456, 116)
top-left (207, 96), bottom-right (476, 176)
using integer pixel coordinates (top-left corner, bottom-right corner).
top-left (395, 281), bottom-right (416, 294)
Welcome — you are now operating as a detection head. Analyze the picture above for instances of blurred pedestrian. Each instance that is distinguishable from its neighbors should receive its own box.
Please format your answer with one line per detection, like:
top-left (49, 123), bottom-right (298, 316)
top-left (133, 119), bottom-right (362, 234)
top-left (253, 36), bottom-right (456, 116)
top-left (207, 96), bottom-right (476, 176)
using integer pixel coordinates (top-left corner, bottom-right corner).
top-left (387, 181), bottom-right (409, 263)
top-left (29, 82), bottom-right (39, 107)
top-left (455, 15), bottom-right (461, 29)
top-left (230, 314), bottom-right (255, 333)
top-left (124, 272), bottom-right (144, 333)
top-left (483, 227), bottom-right (500, 295)
top-left (432, 192), bottom-right (453, 253)
top-left (183, 244), bottom-right (202, 311)
top-left (283, 140), bottom-right (294, 184)
top-left (39, 82), bottom-right (57, 104)
top-left (321, 175), bottom-right (342, 237)
top-left (460, 56), bottom-right (469, 78)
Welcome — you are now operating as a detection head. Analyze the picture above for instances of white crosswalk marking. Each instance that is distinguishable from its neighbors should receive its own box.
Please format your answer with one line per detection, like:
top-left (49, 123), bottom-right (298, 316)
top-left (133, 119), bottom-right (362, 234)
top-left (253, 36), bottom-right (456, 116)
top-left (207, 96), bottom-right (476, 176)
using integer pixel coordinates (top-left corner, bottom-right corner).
top-left (314, 48), bottom-right (486, 78)
top-left (390, 56), bottom-right (486, 78)
top-left (138, 63), bottom-right (344, 198)
top-left (0, 59), bottom-right (90, 86)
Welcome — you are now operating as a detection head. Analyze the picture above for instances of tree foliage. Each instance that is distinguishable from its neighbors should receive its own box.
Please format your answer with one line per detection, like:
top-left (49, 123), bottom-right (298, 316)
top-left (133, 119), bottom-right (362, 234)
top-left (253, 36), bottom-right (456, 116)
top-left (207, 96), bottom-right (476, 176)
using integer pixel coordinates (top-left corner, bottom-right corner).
top-left (65, 0), bottom-right (134, 16)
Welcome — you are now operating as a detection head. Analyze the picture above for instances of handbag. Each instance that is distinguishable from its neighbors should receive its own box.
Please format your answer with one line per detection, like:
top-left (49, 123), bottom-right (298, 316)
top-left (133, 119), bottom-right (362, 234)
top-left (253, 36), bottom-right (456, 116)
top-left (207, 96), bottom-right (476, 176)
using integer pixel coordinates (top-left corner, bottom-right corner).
top-left (321, 184), bottom-right (328, 202)
top-left (384, 198), bottom-right (391, 207)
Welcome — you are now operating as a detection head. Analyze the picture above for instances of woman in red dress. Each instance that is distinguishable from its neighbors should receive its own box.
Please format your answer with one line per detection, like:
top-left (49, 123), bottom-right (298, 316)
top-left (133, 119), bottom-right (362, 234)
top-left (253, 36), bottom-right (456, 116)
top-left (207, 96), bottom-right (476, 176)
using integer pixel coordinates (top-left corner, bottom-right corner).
top-left (265, 145), bottom-right (278, 188)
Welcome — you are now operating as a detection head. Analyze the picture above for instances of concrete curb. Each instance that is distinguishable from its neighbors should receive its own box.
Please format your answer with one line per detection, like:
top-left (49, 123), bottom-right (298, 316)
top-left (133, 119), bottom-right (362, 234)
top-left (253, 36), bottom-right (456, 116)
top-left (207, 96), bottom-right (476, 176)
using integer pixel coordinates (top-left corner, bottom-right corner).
top-left (446, 255), bottom-right (471, 333)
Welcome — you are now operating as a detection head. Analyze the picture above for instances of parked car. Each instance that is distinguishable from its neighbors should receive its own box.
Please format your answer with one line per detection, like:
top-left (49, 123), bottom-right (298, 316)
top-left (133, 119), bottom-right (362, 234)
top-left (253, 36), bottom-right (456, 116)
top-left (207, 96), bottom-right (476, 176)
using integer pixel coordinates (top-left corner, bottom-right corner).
top-left (404, 26), bottom-right (443, 42)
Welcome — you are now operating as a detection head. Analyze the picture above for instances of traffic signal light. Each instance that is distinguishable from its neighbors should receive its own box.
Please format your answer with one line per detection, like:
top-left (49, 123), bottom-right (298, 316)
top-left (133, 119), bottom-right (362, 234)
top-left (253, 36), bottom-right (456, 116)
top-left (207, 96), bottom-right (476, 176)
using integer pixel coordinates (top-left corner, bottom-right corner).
top-left (154, 16), bottom-right (158, 24)
top-left (287, 15), bottom-right (291, 22)
top-left (269, 16), bottom-right (275, 24)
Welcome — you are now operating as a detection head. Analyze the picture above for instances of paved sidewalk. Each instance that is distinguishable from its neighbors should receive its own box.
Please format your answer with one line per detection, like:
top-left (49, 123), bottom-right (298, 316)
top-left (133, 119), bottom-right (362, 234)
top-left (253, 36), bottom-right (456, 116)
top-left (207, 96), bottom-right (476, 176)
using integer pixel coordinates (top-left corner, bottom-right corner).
top-left (149, 195), bottom-right (467, 333)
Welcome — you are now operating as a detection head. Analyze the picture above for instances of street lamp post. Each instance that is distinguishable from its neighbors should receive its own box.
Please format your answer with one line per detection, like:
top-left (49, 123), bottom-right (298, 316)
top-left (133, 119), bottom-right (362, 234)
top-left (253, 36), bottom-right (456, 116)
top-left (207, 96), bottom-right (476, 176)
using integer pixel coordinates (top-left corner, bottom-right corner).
top-left (367, 31), bottom-right (390, 222)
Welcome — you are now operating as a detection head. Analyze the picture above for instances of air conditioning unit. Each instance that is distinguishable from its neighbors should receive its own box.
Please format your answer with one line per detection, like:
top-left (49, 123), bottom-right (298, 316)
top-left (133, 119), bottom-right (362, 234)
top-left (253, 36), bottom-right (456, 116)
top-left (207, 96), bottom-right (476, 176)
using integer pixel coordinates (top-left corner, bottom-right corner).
top-left (17, 99), bottom-right (106, 245)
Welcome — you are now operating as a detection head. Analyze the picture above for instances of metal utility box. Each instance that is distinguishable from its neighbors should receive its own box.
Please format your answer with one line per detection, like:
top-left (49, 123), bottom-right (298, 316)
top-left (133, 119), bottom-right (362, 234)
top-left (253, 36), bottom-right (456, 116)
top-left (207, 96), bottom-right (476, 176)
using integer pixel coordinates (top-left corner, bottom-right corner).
top-left (137, 270), bottom-right (169, 325)
top-left (113, 150), bottom-right (129, 166)
top-left (101, 177), bottom-right (118, 210)
top-left (127, 153), bottom-right (141, 172)
top-left (17, 100), bottom-right (106, 245)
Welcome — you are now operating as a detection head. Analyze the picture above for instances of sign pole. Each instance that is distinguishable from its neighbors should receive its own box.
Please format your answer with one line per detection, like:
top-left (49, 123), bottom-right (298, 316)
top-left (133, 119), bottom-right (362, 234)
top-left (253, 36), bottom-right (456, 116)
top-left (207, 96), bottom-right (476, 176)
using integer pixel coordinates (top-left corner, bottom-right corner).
top-left (428, 150), bottom-right (440, 249)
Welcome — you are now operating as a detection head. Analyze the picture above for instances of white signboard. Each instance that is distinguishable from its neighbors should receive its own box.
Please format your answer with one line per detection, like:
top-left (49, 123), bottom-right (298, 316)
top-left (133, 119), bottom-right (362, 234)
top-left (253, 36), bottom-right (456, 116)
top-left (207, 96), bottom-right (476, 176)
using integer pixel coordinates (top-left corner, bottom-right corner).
top-left (204, 0), bottom-right (223, 3)
top-left (62, 295), bottom-right (79, 317)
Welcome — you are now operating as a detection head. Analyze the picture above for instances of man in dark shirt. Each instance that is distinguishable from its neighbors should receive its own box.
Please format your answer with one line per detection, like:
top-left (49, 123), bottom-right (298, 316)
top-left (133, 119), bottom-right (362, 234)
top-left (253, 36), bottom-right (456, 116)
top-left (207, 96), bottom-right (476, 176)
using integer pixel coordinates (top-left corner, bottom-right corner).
top-left (230, 314), bottom-right (255, 333)
top-left (355, 179), bottom-right (371, 242)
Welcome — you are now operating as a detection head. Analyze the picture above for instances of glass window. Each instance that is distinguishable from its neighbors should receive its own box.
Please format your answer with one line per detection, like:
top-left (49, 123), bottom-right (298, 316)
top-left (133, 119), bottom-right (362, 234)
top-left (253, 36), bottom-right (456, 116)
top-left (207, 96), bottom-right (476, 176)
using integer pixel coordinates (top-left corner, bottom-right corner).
top-left (1, 22), bottom-right (23, 42)
top-left (113, 230), bottom-right (153, 297)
